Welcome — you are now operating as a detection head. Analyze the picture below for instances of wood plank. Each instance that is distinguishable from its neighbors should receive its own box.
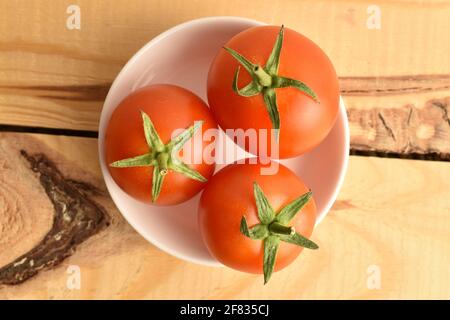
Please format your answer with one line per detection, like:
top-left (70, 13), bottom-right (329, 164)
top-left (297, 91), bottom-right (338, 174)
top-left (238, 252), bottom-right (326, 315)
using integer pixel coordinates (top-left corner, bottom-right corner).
top-left (1, 0), bottom-right (450, 158)
top-left (1, 132), bottom-right (449, 299)
top-left (348, 95), bottom-right (450, 160)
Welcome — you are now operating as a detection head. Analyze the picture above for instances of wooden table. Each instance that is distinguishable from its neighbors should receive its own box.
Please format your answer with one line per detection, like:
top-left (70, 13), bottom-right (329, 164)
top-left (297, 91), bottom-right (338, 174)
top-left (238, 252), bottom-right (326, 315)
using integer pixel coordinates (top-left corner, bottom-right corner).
top-left (1, 0), bottom-right (450, 299)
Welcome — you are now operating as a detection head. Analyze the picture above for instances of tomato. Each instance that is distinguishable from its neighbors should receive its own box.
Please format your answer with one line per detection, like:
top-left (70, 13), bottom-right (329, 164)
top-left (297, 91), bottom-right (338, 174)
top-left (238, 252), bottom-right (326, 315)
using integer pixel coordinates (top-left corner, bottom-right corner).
top-left (198, 161), bottom-right (317, 283)
top-left (207, 25), bottom-right (340, 159)
top-left (104, 84), bottom-right (217, 206)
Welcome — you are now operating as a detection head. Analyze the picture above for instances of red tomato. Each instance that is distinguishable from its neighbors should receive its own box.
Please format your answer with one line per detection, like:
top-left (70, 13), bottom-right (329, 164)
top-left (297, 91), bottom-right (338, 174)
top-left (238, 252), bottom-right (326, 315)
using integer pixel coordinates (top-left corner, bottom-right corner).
top-left (198, 161), bottom-right (317, 282)
top-left (104, 84), bottom-right (217, 206)
top-left (207, 25), bottom-right (340, 158)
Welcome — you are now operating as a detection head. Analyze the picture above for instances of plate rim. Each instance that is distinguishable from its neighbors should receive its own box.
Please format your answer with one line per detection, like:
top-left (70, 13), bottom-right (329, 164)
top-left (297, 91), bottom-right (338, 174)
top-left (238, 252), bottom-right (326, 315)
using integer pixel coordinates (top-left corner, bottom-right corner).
top-left (97, 16), bottom-right (349, 267)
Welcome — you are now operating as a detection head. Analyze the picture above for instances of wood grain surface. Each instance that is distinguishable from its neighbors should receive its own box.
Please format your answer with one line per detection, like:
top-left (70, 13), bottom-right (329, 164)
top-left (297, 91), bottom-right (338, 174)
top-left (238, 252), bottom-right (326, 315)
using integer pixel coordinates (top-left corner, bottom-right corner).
top-left (1, 133), bottom-right (449, 299)
top-left (1, 0), bottom-right (450, 299)
top-left (1, 0), bottom-right (450, 158)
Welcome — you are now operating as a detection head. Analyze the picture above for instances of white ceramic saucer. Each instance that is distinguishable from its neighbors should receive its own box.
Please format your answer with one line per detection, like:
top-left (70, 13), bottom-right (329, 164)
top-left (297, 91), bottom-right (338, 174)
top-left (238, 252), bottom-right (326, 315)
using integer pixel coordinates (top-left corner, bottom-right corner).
top-left (98, 17), bottom-right (349, 266)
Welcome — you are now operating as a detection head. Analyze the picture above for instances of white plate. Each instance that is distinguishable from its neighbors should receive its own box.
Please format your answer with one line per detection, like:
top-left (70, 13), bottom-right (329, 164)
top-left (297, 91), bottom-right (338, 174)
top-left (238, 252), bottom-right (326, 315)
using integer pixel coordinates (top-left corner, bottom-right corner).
top-left (98, 17), bottom-right (349, 266)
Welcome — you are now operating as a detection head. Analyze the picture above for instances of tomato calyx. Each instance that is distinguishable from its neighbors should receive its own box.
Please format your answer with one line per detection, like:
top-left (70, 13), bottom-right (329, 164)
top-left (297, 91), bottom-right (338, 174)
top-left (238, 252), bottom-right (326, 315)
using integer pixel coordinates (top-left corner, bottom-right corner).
top-left (224, 25), bottom-right (320, 139)
top-left (110, 111), bottom-right (207, 202)
top-left (240, 182), bottom-right (318, 284)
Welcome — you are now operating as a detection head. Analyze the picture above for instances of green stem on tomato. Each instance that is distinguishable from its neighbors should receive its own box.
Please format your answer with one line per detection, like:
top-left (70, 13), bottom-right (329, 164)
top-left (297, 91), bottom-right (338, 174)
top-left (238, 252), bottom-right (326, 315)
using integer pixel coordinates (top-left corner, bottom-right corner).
top-left (109, 111), bottom-right (206, 202)
top-left (156, 152), bottom-right (169, 175)
top-left (240, 182), bottom-right (318, 284)
top-left (268, 222), bottom-right (295, 236)
top-left (253, 66), bottom-right (272, 87)
top-left (224, 25), bottom-right (320, 140)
